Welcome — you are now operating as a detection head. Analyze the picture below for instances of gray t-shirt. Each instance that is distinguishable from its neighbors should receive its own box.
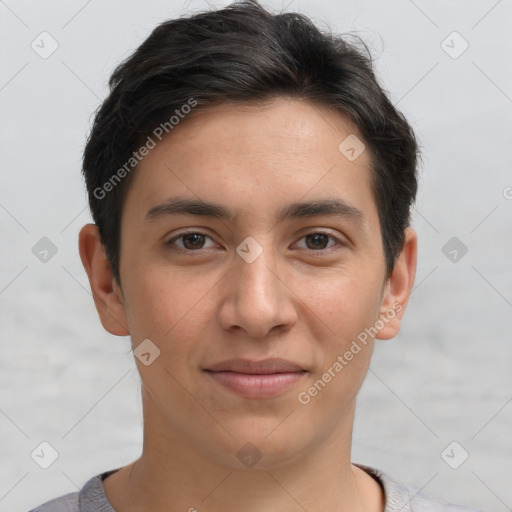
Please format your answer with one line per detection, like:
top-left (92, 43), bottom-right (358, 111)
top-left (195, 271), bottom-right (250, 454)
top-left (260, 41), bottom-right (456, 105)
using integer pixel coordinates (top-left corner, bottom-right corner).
top-left (28, 464), bottom-right (483, 512)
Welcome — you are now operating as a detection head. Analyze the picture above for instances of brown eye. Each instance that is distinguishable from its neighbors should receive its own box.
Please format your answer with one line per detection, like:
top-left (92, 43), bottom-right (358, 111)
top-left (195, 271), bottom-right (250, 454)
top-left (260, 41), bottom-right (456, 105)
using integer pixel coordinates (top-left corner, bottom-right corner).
top-left (305, 233), bottom-right (330, 250)
top-left (296, 232), bottom-right (339, 251)
top-left (167, 231), bottom-right (217, 252)
top-left (181, 233), bottom-right (206, 250)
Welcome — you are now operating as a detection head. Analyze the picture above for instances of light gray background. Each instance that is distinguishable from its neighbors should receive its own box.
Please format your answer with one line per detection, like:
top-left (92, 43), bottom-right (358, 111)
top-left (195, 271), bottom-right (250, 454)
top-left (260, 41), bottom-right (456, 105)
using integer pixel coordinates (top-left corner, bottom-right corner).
top-left (1, 1), bottom-right (511, 511)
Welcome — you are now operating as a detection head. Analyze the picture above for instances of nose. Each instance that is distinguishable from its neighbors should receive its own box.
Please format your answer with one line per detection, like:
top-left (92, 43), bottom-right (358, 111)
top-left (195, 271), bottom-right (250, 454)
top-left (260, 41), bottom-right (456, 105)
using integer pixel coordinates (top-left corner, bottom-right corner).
top-left (217, 241), bottom-right (298, 339)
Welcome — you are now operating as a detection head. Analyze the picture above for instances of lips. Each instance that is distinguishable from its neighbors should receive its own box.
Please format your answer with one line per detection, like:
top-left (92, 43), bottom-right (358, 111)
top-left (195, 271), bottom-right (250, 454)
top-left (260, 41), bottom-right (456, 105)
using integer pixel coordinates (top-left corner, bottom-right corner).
top-left (205, 358), bottom-right (305, 374)
top-left (204, 358), bottom-right (307, 398)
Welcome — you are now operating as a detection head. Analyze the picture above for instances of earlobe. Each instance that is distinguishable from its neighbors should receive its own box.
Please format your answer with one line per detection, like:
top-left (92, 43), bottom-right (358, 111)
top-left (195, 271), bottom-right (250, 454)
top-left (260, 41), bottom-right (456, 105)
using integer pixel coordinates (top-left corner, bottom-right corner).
top-left (376, 227), bottom-right (417, 340)
top-left (78, 223), bottom-right (130, 336)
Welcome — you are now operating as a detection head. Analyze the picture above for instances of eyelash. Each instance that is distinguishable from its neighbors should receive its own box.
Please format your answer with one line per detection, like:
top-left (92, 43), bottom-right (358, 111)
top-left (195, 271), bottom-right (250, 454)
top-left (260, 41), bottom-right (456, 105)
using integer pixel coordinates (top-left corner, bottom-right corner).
top-left (166, 230), bottom-right (344, 255)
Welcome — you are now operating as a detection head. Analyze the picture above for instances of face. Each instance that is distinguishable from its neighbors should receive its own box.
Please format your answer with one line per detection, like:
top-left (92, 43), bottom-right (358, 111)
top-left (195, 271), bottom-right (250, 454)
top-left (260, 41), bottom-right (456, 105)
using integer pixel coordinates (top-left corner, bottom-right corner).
top-left (81, 98), bottom-right (416, 470)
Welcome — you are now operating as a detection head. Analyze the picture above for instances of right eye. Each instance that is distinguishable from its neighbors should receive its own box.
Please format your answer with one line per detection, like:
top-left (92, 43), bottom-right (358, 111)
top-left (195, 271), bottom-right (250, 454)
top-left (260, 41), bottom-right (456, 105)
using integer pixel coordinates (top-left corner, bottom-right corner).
top-left (166, 231), bottom-right (219, 253)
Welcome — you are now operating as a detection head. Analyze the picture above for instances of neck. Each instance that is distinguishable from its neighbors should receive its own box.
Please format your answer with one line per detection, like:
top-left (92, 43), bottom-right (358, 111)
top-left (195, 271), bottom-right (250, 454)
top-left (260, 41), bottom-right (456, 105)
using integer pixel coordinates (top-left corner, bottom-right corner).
top-left (103, 392), bottom-right (384, 512)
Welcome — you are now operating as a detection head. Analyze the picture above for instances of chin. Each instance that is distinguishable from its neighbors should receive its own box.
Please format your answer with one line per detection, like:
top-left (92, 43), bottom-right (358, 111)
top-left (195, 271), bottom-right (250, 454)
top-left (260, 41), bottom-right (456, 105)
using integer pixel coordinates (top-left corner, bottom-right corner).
top-left (204, 419), bottom-right (315, 471)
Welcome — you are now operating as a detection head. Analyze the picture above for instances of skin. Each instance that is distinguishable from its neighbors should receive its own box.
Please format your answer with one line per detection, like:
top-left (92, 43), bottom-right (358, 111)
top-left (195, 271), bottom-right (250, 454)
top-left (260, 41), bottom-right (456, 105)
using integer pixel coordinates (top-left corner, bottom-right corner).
top-left (79, 97), bottom-right (417, 512)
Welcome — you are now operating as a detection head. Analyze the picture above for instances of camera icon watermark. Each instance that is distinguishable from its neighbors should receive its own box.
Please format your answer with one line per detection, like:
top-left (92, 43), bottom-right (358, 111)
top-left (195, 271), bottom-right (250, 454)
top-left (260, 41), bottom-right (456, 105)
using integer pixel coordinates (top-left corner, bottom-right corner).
top-left (134, 338), bottom-right (161, 366)
top-left (236, 236), bottom-right (263, 263)
top-left (503, 186), bottom-right (512, 200)
top-left (338, 134), bottom-right (366, 161)
top-left (31, 441), bottom-right (59, 469)
top-left (32, 237), bottom-right (58, 263)
top-left (441, 236), bottom-right (468, 263)
top-left (236, 442), bottom-right (262, 468)
top-left (441, 441), bottom-right (469, 469)
top-left (31, 31), bottom-right (59, 59)
top-left (441, 31), bottom-right (469, 59)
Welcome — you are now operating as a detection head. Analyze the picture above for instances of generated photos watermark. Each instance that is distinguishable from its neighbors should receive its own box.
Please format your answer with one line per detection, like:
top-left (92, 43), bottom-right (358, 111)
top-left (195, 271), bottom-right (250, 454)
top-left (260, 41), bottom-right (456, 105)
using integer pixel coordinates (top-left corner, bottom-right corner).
top-left (93, 97), bottom-right (198, 200)
top-left (297, 301), bottom-right (403, 405)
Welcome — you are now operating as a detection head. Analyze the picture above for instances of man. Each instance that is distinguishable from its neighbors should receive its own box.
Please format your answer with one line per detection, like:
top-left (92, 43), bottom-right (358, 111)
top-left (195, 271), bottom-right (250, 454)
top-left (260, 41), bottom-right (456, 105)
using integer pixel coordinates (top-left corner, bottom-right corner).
top-left (30, 1), bottom-right (481, 510)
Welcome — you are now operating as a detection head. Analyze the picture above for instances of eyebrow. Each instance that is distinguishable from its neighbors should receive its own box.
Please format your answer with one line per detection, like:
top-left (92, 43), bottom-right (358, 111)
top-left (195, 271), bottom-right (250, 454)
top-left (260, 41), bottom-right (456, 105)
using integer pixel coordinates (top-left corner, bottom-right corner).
top-left (144, 196), bottom-right (365, 224)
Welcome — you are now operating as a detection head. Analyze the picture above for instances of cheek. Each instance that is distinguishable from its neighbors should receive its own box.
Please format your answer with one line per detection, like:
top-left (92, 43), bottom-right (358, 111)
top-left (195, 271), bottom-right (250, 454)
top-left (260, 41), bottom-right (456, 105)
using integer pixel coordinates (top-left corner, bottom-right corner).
top-left (295, 276), bottom-right (379, 416)
top-left (122, 263), bottom-right (220, 358)
top-left (303, 269), bottom-right (382, 342)
top-left (299, 270), bottom-right (381, 395)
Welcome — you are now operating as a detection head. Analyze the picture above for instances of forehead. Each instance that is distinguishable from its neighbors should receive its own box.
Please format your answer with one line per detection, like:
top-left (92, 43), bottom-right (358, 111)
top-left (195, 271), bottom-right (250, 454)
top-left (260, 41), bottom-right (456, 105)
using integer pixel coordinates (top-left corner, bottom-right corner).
top-left (123, 98), bottom-right (377, 228)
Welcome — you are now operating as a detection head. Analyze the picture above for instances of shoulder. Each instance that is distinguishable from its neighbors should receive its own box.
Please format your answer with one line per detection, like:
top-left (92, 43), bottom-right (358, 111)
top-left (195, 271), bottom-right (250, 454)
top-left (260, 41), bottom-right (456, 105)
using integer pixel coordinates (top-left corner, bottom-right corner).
top-left (27, 468), bottom-right (119, 512)
top-left (27, 491), bottom-right (79, 512)
top-left (355, 464), bottom-right (484, 512)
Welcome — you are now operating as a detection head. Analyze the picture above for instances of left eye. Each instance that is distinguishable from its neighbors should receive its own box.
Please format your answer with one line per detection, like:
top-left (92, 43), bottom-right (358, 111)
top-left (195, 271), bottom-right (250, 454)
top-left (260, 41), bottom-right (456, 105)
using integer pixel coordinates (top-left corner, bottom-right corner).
top-left (295, 232), bottom-right (339, 251)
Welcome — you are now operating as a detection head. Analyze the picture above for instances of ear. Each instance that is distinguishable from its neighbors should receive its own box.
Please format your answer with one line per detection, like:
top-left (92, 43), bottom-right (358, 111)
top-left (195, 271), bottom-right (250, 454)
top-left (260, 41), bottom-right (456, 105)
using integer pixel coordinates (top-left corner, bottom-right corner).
top-left (78, 223), bottom-right (130, 336)
top-left (376, 227), bottom-right (417, 340)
